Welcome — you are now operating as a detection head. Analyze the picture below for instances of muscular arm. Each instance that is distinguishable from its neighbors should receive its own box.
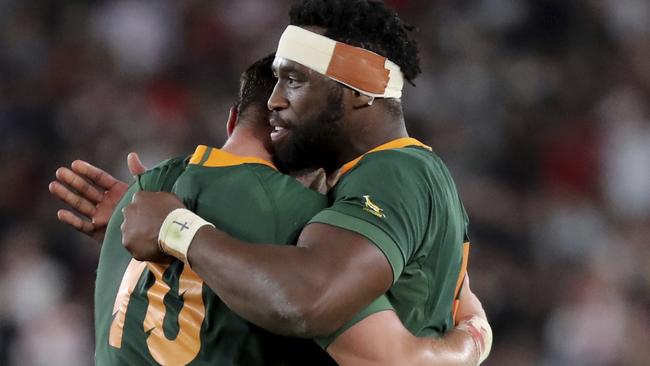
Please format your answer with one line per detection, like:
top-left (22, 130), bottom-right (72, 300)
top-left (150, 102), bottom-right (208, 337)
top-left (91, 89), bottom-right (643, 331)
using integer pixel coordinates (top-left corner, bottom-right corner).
top-left (123, 149), bottom-right (462, 340)
top-left (122, 191), bottom-right (391, 338)
top-left (327, 277), bottom-right (490, 366)
top-left (188, 227), bottom-right (492, 365)
top-left (187, 221), bottom-right (393, 338)
top-left (122, 191), bottom-right (494, 363)
top-left (329, 311), bottom-right (477, 366)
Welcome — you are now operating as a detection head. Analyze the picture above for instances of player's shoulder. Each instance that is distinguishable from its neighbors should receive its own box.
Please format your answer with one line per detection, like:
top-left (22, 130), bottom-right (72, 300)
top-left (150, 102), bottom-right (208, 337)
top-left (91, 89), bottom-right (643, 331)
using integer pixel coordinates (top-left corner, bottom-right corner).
top-left (336, 144), bottom-right (460, 199)
top-left (248, 164), bottom-right (327, 202)
top-left (347, 145), bottom-right (445, 179)
top-left (192, 158), bottom-right (288, 185)
top-left (140, 155), bottom-right (190, 192)
top-left (187, 145), bottom-right (276, 171)
top-left (182, 147), bottom-right (325, 205)
top-left (148, 155), bottom-right (190, 172)
top-left (367, 145), bottom-right (440, 165)
top-left (180, 145), bottom-right (277, 184)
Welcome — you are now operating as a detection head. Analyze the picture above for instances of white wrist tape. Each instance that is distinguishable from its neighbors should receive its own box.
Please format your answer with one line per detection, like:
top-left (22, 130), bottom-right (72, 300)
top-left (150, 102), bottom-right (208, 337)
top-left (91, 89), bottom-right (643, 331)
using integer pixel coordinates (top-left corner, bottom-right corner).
top-left (158, 208), bottom-right (214, 265)
top-left (457, 315), bottom-right (493, 365)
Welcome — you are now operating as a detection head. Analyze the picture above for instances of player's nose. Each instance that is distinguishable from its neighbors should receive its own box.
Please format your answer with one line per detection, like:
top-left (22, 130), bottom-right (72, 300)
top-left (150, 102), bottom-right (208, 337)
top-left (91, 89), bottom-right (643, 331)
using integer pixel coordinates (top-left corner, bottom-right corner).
top-left (267, 82), bottom-right (288, 111)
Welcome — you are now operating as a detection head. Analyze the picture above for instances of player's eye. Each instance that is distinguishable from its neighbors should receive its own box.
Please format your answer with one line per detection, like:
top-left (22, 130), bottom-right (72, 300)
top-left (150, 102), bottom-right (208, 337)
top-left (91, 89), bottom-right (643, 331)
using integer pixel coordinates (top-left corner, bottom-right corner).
top-left (287, 76), bottom-right (300, 87)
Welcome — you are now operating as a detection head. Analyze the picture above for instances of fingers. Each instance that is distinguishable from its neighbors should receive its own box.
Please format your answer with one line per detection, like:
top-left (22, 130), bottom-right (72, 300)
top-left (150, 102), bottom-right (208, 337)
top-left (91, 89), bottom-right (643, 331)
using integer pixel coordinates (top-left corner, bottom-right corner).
top-left (71, 160), bottom-right (119, 191)
top-left (57, 209), bottom-right (95, 235)
top-left (55, 167), bottom-right (104, 203)
top-left (49, 180), bottom-right (97, 217)
top-left (327, 169), bottom-right (343, 189)
top-left (127, 152), bottom-right (147, 176)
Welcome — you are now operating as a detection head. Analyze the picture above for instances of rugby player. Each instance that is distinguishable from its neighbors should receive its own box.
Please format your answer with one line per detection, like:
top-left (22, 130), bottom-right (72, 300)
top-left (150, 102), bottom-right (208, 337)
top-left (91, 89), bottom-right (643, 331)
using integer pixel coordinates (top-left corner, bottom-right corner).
top-left (120, 1), bottom-right (491, 365)
top-left (52, 54), bottom-right (490, 364)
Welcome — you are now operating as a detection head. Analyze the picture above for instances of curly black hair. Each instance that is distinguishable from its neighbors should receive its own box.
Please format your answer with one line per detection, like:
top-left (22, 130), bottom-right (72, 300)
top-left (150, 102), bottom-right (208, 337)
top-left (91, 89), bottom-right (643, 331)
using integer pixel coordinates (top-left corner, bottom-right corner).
top-left (289, 0), bottom-right (421, 84)
top-left (237, 53), bottom-right (276, 120)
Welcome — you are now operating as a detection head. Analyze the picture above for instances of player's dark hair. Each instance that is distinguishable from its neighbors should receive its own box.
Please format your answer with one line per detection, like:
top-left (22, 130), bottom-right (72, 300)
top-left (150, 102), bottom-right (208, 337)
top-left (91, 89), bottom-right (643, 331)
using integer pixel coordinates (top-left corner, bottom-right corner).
top-left (237, 53), bottom-right (276, 120)
top-left (289, 0), bottom-right (421, 84)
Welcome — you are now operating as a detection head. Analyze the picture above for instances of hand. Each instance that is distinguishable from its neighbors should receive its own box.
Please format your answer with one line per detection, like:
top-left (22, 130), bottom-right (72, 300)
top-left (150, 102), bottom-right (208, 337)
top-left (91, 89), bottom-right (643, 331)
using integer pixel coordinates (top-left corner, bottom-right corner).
top-left (49, 153), bottom-right (147, 243)
top-left (294, 168), bottom-right (342, 195)
top-left (295, 168), bottom-right (328, 194)
top-left (456, 275), bottom-right (487, 322)
top-left (326, 169), bottom-right (342, 190)
top-left (121, 191), bottom-right (186, 262)
top-left (456, 275), bottom-right (492, 365)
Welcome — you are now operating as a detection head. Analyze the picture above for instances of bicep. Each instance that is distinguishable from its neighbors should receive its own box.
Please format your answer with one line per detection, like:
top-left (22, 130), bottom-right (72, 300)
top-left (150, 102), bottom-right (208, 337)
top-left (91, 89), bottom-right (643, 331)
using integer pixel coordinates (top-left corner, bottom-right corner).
top-left (328, 309), bottom-right (478, 366)
top-left (295, 223), bottom-right (393, 327)
top-left (327, 310), bottom-right (420, 366)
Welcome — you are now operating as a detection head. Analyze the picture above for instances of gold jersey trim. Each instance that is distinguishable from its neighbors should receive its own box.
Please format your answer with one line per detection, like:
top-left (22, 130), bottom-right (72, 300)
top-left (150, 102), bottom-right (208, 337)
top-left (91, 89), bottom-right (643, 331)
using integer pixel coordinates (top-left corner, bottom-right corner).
top-left (189, 145), bottom-right (277, 170)
top-left (340, 137), bottom-right (432, 176)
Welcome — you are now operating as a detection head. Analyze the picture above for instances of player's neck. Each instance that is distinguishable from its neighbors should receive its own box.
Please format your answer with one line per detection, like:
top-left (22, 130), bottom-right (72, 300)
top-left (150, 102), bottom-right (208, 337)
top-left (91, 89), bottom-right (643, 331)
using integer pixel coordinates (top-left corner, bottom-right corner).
top-left (339, 112), bottom-right (409, 164)
top-left (221, 127), bottom-right (273, 163)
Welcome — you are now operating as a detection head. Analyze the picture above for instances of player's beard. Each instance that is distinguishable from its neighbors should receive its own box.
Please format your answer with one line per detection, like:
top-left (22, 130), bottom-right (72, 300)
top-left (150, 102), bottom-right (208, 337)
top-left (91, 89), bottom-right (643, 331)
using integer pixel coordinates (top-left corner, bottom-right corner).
top-left (272, 86), bottom-right (346, 174)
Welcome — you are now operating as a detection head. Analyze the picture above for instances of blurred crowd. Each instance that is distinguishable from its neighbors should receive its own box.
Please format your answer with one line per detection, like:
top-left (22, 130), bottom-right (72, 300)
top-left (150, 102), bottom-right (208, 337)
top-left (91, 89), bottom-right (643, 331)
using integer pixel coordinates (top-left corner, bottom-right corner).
top-left (0, 0), bottom-right (648, 365)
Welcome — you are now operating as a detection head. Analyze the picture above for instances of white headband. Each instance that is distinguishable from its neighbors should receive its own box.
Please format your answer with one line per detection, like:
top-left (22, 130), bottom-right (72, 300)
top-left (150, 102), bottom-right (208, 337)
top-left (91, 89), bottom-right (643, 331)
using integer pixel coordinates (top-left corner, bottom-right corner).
top-left (276, 25), bottom-right (404, 99)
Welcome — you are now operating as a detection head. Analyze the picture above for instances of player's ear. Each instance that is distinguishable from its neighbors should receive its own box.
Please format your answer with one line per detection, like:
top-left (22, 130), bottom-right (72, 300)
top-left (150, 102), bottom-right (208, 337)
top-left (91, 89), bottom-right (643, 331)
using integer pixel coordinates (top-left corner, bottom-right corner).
top-left (350, 90), bottom-right (375, 109)
top-left (226, 105), bottom-right (239, 137)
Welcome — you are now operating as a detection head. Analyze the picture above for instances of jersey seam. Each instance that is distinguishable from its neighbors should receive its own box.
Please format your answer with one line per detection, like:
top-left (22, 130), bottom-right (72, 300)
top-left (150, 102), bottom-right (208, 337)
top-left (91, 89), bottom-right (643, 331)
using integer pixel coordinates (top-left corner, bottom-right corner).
top-left (344, 207), bottom-right (408, 267)
top-left (422, 255), bottom-right (435, 317)
top-left (311, 208), bottom-right (406, 282)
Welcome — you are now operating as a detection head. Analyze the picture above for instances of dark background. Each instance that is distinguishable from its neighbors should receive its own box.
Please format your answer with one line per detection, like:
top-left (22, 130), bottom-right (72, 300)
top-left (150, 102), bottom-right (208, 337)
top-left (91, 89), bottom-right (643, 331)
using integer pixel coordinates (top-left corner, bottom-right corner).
top-left (0, 1), bottom-right (648, 365)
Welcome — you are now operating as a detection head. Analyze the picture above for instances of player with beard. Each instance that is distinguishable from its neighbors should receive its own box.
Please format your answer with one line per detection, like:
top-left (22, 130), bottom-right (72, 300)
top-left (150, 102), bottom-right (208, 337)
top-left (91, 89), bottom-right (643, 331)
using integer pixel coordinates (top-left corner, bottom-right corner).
top-left (52, 54), bottom-right (489, 365)
top-left (270, 77), bottom-right (345, 174)
top-left (121, 1), bottom-right (492, 365)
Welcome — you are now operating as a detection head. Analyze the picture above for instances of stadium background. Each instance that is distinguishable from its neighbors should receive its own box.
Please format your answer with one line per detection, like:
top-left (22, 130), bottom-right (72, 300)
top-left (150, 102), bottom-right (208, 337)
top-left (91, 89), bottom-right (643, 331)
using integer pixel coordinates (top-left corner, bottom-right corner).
top-left (0, 0), bottom-right (649, 365)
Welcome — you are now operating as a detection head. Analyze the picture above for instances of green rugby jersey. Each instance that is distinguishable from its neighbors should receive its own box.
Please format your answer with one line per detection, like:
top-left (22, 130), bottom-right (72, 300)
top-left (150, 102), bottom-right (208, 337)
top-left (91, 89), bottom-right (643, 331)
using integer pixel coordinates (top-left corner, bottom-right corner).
top-left (95, 146), bottom-right (337, 365)
top-left (311, 138), bottom-right (470, 347)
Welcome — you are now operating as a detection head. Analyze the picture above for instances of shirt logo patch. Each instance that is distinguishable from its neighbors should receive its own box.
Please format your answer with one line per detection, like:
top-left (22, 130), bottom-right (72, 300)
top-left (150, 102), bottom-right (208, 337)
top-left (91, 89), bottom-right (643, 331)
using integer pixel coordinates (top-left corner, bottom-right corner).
top-left (363, 195), bottom-right (386, 218)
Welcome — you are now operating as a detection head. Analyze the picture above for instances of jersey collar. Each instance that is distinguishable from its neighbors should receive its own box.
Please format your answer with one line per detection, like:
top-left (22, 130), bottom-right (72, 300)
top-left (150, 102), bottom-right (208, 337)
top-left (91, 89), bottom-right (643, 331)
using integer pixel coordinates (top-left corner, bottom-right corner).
top-left (339, 137), bottom-right (431, 176)
top-left (189, 145), bottom-right (277, 170)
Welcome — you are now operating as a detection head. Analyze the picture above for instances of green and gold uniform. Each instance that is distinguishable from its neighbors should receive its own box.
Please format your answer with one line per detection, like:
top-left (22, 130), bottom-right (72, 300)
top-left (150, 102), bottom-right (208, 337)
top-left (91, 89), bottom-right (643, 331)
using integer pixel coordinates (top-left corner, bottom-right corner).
top-left (312, 138), bottom-right (470, 347)
top-left (95, 146), bottom-right (336, 365)
top-left (94, 136), bottom-right (467, 363)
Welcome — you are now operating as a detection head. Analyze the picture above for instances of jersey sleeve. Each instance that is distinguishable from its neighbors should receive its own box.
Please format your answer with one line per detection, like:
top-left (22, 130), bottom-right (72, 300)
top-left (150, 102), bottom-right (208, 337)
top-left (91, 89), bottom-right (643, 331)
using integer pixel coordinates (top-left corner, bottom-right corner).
top-left (309, 151), bottom-right (431, 283)
top-left (314, 295), bottom-right (394, 349)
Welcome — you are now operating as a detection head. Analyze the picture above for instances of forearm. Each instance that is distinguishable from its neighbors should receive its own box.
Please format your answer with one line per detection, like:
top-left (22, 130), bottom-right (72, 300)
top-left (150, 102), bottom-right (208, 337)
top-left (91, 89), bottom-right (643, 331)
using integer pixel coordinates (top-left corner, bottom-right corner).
top-left (334, 333), bottom-right (477, 366)
top-left (123, 197), bottom-right (392, 338)
top-left (187, 227), bottom-right (319, 336)
top-left (419, 329), bottom-right (479, 366)
top-left (329, 310), bottom-right (479, 366)
top-left (186, 226), bottom-right (384, 338)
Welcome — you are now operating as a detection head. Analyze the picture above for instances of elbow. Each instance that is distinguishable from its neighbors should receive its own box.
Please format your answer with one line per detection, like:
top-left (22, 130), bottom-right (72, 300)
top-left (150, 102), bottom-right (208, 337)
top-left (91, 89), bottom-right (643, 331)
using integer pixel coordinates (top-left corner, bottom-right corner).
top-left (268, 286), bottom-right (343, 338)
top-left (292, 302), bottom-right (344, 338)
top-left (279, 309), bottom-right (341, 339)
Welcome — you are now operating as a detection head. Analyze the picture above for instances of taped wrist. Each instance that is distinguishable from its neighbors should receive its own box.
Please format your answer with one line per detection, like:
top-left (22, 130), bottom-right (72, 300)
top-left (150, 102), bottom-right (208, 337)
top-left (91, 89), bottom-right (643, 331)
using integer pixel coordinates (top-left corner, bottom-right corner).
top-left (158, 208), bottom-right (214, 265)
top-left (456, 315), bottom-right (493, 365)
